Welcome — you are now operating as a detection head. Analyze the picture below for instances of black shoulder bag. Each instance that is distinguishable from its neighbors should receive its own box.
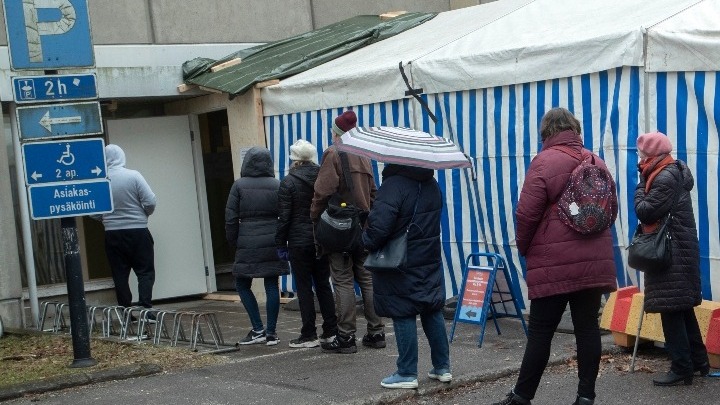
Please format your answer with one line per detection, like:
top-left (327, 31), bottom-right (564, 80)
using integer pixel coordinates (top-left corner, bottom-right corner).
top-left (314, 152), bottom-right (363, 253)
top-left (364, 182), bottom-right (422, 273)
top-left (627, 162), bottom-right (683, 274)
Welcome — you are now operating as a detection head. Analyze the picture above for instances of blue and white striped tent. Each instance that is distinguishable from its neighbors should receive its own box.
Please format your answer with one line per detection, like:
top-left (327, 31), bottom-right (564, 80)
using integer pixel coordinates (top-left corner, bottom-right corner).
top-left (262, 0), bottom-right (720, 303)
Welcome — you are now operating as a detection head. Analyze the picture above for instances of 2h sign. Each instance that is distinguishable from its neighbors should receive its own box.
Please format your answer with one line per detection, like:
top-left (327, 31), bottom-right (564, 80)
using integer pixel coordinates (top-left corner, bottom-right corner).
top-left (3, 0), bottom-right (94, 70)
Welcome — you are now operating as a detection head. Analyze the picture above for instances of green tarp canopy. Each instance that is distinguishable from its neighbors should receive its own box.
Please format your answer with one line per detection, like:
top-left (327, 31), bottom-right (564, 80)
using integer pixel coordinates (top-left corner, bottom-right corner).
top-left (182, 12), bottom-right (436, 98)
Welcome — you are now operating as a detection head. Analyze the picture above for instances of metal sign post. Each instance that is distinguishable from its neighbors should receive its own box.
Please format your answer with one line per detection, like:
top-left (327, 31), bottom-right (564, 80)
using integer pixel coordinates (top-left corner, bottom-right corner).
top-left (61, 216), bottom-right (97, 367)
top-left (5, 0), bottom-right (99, 367)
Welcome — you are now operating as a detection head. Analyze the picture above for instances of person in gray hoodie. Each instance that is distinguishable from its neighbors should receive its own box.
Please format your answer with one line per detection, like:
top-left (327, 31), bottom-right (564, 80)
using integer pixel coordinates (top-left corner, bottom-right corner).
top-left (226, 146), bottom-right (289, 346)
top-left (94, 144), bottom-right (157, 309)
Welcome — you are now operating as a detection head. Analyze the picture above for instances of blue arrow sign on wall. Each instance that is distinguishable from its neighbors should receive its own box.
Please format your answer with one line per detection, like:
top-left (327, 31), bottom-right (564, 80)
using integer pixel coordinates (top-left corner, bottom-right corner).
top-left (16, 101), bottom-right (103, 140)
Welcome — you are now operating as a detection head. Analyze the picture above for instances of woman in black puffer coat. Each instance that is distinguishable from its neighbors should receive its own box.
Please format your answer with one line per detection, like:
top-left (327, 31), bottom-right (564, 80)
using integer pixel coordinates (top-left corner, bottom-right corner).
top-left (276, 139), bottom-right (337, 347)
top-left (362, 164), bottom-right (450, 389)
top-left (226, 146), bottom-right (289, 346)
top-left (633, 131), bottom-right (708, 387)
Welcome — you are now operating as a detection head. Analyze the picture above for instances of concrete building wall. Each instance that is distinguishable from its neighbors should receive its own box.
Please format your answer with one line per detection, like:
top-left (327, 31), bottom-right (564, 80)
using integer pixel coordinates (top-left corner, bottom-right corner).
top-left (310, 0), bottom-right (450, 28)
top-left (148, 0), bottom-right (314, 43)
top-left (450, 0), bottom-right (499, 10)
top-left (0, 0), bottom-right (456, 46)
top-left (89, 0), bottom-right (154, 44)
top-left (0, 112), bottom-right (23, 329)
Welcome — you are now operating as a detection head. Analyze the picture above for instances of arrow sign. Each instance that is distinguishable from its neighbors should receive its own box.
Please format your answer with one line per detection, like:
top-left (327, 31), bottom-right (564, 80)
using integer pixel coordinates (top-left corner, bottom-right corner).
top-left (17, 101), bottom-right (103, 140)
top-left (40, 111), bottom-right (82, 131)
top-left (465, 310), bottom-right (477, 318)
top-left (12, 74), bottom-right (98, 104)
top-left (22, 138), bottom-right (107, 185)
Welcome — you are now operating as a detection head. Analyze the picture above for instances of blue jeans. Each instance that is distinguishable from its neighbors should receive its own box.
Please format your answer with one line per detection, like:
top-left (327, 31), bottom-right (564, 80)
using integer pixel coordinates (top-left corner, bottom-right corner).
top-left (392, 310), bottom-right (450, 377)
top-left (235, 276), bottom-right (280, 335)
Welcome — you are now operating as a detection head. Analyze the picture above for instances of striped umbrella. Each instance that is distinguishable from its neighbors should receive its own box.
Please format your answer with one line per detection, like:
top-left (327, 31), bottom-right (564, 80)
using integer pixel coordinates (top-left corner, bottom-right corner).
top-left (335, 126), bottom-right (472, 170)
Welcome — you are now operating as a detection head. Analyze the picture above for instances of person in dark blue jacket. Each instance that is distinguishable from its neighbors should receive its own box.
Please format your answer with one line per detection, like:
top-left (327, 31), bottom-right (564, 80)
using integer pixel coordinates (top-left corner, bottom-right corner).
top-left (362, 164), bottom-right (451, 389)
top-left (226, 147), bottom-right (289, 347)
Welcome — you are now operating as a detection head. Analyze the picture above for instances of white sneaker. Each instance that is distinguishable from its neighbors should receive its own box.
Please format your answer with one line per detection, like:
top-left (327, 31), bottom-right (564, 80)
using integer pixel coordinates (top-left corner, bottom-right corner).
top-left (236, 329), bottom-right (266, 345)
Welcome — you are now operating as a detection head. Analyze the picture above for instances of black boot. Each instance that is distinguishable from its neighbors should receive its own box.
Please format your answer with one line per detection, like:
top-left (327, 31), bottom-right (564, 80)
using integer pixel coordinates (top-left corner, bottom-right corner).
top-left (573, 395), bottom-right (594, 405)
top-left (491, 390), bottom-right (531, 405)
top-left (652, 370), bottom-right (693, 386)
top-left (694, 362), bottom-right (710, 376)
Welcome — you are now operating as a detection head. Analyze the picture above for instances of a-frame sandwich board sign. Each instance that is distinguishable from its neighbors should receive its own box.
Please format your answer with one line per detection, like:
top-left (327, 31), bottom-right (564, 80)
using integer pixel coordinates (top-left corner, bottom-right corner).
top-left (449, 252), bottom-right (528, 347)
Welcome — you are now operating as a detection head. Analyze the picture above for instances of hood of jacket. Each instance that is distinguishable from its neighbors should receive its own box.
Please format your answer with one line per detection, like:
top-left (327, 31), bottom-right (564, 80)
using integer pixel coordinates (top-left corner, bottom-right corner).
top-left (381, 164), bottom-right (434, 182)
top-left (241, 147), bottom-right (274, 178)
top-left (289, 163), bottom-right (320, 188)
top-left (105, 144), bottom-right (126, 170)
top-left (541, 130), bottom-right (584, 151)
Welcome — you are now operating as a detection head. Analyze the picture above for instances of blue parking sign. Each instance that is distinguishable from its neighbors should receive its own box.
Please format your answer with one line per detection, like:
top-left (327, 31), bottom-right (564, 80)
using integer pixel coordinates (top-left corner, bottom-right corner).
top-left (28, 180), bottom-right (113, 220)
top-left (13, 74), bottom-right (98, 104)
top-left (4, 0), bottom-right (94, 70)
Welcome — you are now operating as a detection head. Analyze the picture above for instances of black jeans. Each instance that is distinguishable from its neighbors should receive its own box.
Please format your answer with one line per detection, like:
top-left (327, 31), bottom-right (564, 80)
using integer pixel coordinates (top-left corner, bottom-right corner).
top-left (105, 228), bottom-right (155, 308)
top-left (289, 245), bottom-right (337, 338)
top-left (660, 309), bottom-right (709, 375)
top-left (514, 289), bottom-right (603, 401)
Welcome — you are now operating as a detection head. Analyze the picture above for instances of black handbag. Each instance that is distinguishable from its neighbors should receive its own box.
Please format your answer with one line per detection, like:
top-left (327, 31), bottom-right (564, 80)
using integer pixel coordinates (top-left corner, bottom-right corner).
top-left (364, 183), bottom-right (421, 273)
top-left (627, 216), bottom-right (672, 273)
top-left (363, 230), bottom-right (408, 272)
top-left (627, 161), bottom-right (683, 274)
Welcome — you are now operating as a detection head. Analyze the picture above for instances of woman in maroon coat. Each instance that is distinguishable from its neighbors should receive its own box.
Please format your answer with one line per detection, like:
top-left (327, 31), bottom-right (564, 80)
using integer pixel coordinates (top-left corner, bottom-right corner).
top-left (493, 108), bottom-right (617, 405)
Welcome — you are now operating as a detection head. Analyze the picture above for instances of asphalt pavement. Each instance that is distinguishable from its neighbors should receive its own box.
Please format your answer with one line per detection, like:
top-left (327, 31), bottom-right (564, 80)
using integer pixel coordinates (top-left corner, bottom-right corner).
top-left (3, 294), bottom-right (706, 405)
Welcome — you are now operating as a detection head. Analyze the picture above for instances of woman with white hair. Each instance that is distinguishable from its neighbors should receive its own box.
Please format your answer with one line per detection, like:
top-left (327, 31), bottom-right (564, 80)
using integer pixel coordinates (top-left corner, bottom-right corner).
top-left (276, 139), bottom-right (338, 348)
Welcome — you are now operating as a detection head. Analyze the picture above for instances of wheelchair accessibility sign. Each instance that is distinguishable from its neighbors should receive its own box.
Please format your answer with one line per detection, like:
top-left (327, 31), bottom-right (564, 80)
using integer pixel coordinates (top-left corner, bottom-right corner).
top-left (22, 138), bottom-right (107, 185)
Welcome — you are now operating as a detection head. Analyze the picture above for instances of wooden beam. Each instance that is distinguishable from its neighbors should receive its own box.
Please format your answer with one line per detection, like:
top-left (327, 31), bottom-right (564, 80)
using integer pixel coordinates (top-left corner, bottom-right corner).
top-left (380, 10), bottom-right (407, 20)
top-left (176, 83), bottom-right (197, 93)
top-left (210, 57), bottom-right (242, 72)
top-left (253, 87), bottom-right (266, 146)
top-left (254, 79), bottom-right (280, 89)
top-left (198, 86), bottom-right (223, 94)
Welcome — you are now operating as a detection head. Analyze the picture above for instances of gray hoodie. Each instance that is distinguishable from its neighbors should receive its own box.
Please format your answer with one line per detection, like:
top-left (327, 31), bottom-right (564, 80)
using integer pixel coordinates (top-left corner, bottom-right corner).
top-left (98, 144), bottom-right (157, 230)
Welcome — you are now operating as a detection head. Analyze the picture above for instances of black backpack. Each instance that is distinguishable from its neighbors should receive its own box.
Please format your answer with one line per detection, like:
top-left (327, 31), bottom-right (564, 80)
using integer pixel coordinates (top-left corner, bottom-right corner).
top-left (314, 152), bottom-right (363, 253)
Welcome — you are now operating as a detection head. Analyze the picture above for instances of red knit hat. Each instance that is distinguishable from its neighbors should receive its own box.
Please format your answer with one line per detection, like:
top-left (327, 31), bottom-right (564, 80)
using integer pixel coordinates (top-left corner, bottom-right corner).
top-left (637, 131), bottom-right (673, 157)
top-left (332, 110), bottom-right (357, 135)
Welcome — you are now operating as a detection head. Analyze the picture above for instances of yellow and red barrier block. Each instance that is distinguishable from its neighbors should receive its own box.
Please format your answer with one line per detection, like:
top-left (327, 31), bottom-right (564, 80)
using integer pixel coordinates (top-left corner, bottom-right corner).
top-left (600, 286), bottom-right (720, 368)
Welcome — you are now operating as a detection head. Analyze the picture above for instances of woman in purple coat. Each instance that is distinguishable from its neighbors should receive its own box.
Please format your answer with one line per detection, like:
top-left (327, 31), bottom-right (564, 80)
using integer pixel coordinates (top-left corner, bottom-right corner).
top-left (493, 108), bottom-right (617, 405)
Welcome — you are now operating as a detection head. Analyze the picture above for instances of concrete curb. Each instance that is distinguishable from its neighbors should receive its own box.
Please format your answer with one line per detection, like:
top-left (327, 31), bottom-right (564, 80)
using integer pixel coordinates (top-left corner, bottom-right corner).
top-left (0, 363), bottom-right (162, 402)
top-left (337, 339), bottom-right (624, 405)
